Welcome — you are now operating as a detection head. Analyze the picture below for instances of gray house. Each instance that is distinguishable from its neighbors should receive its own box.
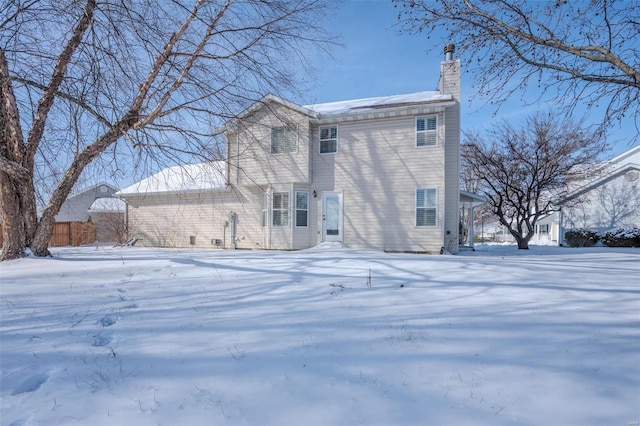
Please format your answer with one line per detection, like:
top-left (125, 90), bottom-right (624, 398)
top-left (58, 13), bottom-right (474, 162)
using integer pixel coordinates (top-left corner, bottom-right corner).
top-left (119, 46), bottom-right (463, 253)
top-left (55, 183), bottom-right (120, 222)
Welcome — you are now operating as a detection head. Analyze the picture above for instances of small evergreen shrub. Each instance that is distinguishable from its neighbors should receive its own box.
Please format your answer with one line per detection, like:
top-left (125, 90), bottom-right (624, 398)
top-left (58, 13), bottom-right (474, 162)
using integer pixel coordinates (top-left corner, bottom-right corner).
top-left (564, 228), bottom-right (599, 247)
top-left (600, 228), bottom-right (640, 247)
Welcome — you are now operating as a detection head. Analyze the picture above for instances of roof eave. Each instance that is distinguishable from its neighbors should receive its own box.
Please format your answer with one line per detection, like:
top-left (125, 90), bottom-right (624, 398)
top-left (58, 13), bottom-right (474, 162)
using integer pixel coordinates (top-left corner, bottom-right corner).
top-left (557, 163), bottom-right (640, 205)
top-left (310, 100), bottom-right (456, 125)
top-left (116, 185), bottom-right (231, 198)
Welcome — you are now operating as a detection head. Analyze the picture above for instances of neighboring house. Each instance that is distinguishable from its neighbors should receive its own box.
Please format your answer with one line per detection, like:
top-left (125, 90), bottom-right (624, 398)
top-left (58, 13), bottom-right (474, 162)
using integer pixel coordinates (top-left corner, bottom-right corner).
top-left (119, 46), bottom-right (463, 253)
top-left (55, 183), bottom-right (120, 222)
top-left (534, 145), bottom-right (640, 244)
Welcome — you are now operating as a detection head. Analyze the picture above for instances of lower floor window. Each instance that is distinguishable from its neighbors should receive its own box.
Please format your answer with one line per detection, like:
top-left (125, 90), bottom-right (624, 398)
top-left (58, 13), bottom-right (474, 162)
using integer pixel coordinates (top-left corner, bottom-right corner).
top-left (295, 191), bottom-right (308, 227)
top-left (273, 192), bottom-right (289, 227)
top-left (416, 188), bottom-right (437, 226)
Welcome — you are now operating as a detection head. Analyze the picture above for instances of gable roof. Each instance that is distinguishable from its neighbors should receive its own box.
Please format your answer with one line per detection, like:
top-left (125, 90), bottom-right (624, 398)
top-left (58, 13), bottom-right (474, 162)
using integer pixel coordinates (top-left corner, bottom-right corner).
top-left (224, 91), bottom-right (455, 131)
top-left (117, 161), bottom-right (227, 196)
top-left (559, 162), bottom-right (640, 204)
top-left (609, 144), bottom-right (640, 165)
top-left (558, 144), bottom-right (640, 204)
top-left (67, 182), bottom-right (118, 200)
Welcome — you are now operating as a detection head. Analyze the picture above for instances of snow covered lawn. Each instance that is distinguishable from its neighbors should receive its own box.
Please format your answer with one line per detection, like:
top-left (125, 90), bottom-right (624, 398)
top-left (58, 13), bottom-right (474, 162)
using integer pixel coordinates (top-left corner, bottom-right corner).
top-left (1, 244), bottom-right (639, 425)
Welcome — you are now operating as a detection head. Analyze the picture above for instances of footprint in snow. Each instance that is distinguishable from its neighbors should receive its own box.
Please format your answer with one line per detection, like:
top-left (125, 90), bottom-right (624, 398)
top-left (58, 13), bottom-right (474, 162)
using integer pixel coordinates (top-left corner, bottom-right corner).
top-left (11, 372), bottom-right (49, 395)
top-left (99, 314), bottom-right (118, 327)
top-left (93, 333), bottom-right (113, 347)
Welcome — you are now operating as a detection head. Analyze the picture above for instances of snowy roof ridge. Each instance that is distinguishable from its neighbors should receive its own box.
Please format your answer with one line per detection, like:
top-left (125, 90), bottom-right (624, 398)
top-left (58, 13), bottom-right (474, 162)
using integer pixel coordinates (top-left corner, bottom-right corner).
top-left (88, 197), bottom-right (126, 213)
top-left (117, 161), bottom-right (227, 196)
top-left (304, 90), bottom-right (451, 116)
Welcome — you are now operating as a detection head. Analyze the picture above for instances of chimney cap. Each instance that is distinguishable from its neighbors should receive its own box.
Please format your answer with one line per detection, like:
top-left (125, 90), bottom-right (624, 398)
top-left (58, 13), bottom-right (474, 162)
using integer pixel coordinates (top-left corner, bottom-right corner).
top-left (444, 44), bottom-right (455, 54)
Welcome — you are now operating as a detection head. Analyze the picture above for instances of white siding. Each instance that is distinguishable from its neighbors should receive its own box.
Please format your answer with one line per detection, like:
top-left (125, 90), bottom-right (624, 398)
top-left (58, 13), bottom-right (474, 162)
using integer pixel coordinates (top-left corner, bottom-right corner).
top-left (311, 115), bottom-right (446, 253)
top-left (227, 103), bottom-right (311, 188)
top-left (562, 172), bottom-right (640, 232)
top-left (126, 187), bottom-right (264, 249)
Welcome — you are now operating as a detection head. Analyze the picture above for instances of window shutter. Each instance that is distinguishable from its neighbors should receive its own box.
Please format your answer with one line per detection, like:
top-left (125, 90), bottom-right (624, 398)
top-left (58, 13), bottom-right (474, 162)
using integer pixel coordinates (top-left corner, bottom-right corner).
top-left (271, 127), bottom-right (297, 153)
top-left (416, 116), bottom-right (437, 147)
top-left (416, 188), bottom-right (437, 226)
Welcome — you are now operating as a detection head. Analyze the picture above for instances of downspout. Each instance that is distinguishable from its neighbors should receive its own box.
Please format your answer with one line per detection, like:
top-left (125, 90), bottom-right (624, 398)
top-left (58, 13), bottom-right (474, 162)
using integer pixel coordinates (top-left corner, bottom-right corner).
top-left (267, 185), bottom-right (272, 249)
top-left (229, 211), bottom-right (236, 249)
top-left (558, 208), bottom-right (564, 247)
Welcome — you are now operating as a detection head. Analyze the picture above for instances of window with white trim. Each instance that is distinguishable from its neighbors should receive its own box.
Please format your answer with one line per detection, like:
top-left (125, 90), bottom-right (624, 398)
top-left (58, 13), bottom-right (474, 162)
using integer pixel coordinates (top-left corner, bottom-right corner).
top-left (272, 192), bottom-right (289, 227)
top-left (295, 191), bottom-right (308, 227)
top-left (271, 127), bottom-right (297, 154)
top-left (416, 116), bottom-right (437, 147)
top-left (416, 188), bottom-right (437, 226)
top-left (319, 126), bottom-right (337, 154)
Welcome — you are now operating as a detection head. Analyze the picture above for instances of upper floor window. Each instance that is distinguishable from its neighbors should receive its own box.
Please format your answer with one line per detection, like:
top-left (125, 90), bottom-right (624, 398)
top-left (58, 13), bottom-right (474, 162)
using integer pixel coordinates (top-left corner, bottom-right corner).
top-left (416, 116), bottom-right (437, 147)
top-left (319, 126), bottom-right (338, 154)
top-left (295, 191), bottom-right (309, 227)
top-left (273, 192), bottom-right (289, 227)
top-left (271, 127), bottom-right (297, 154)
top-left (416, 188), bottom-right (437, 226)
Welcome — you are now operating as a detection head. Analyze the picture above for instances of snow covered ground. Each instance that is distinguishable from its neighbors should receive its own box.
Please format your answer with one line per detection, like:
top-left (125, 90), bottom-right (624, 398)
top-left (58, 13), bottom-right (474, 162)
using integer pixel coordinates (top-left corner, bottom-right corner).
top-left (1, 244), bottom-right (639, 425)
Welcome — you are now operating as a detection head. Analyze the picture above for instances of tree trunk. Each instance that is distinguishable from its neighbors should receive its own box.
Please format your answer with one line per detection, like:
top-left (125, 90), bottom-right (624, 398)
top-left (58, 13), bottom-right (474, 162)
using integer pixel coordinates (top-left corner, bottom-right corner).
top-left (30, 214), bottom-right (54, 257)
top-left (0, 172), bottom-right (26, 260)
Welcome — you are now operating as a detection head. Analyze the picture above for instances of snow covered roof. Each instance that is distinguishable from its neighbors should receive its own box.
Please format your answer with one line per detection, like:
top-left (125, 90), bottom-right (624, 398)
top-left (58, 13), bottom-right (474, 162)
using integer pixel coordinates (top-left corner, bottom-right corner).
top-left (223, 91), bottom-right (454, 131)
top-left (305, 91), bottom-right (452, 117)
top-left (117, 161), bottom-right (227, 196)
top-left (87, 197), bottom-right (126, 213)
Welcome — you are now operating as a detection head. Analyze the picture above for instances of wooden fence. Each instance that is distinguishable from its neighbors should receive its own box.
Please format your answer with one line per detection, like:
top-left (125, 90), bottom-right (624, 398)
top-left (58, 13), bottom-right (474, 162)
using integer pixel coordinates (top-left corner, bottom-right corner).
top-left (0, 222), bottom-right (96, 247)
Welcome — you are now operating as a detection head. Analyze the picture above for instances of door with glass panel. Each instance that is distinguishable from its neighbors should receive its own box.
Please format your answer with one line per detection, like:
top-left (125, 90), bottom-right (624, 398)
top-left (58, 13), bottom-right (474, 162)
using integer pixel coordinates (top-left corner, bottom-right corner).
top-left (322, 192), bottom-right (342, 242)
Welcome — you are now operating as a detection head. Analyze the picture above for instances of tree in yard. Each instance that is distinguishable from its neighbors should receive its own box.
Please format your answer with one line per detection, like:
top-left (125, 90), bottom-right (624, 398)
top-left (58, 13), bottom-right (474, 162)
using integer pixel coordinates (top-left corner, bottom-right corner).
top-left (394, 0), bottom-right (640, 138)
top-left (1, 0), bottom-right (333, 260)
top-left (462, 113), bottom-right (605, 249)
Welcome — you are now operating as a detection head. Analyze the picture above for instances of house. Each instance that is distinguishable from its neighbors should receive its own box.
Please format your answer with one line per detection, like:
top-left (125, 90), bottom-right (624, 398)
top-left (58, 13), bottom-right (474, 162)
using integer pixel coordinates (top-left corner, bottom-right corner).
top-left (55, 182), bottom-right (120, 222)
top-left (534, 145), bottom-right (640, 244)
top-left (118, 45), bottom-right (462, 253)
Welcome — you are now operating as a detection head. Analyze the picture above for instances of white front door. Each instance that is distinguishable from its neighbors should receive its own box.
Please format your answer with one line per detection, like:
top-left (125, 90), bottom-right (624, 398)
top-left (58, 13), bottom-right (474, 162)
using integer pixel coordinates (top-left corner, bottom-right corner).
top-left (322, 192), bottom-right (343, 242)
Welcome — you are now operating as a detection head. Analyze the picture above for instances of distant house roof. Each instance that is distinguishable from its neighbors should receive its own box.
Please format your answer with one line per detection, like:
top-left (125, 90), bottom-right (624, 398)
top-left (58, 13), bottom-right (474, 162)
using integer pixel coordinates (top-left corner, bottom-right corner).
top-left (68, 182), bottom-right (119, 199)
top-left (88, 197), bottom-right (126, 213)
top-left (117, 161), bottom-right (227, 196)
top-left (558, 144), bottom-right (640, 204)
top-left (50, 182), bottom-right (119, 222)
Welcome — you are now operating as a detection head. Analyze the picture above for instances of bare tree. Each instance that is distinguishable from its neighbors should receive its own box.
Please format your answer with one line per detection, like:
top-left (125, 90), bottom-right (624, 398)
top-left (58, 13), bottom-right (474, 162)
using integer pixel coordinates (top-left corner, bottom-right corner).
top-left (463, 113), bottom-right (605, 249)
top-left (1, 0), bottom-right (334, 260)
top-left (394, 0), bottom-right (640, 138)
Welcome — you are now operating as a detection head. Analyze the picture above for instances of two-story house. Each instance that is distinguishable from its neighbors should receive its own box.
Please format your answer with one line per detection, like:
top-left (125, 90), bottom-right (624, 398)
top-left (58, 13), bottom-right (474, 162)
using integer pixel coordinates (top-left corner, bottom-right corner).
top-left (118, 46), bottom-right (462, 253)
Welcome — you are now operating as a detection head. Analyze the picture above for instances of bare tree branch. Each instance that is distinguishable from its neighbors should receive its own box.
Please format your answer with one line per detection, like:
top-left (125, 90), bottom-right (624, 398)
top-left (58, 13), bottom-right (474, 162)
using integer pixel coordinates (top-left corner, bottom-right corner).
top-left (395, 0), bottom-right (640, 137)
top-left (0, 0), bottom-right (335, 260)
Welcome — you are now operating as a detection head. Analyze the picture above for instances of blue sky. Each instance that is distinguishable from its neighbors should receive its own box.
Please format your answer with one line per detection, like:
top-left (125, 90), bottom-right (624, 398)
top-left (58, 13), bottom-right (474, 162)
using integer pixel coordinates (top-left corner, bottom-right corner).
top-left (298, 0), bottom-right (636, 158)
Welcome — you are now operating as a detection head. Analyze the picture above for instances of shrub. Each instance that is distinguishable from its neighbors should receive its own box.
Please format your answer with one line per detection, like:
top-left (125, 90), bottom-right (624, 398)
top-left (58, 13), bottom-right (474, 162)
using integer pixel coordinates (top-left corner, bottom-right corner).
top-left (564, 228), bottom-right (599, 247)
top-left (600, 228), bottom-right (640, 247)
